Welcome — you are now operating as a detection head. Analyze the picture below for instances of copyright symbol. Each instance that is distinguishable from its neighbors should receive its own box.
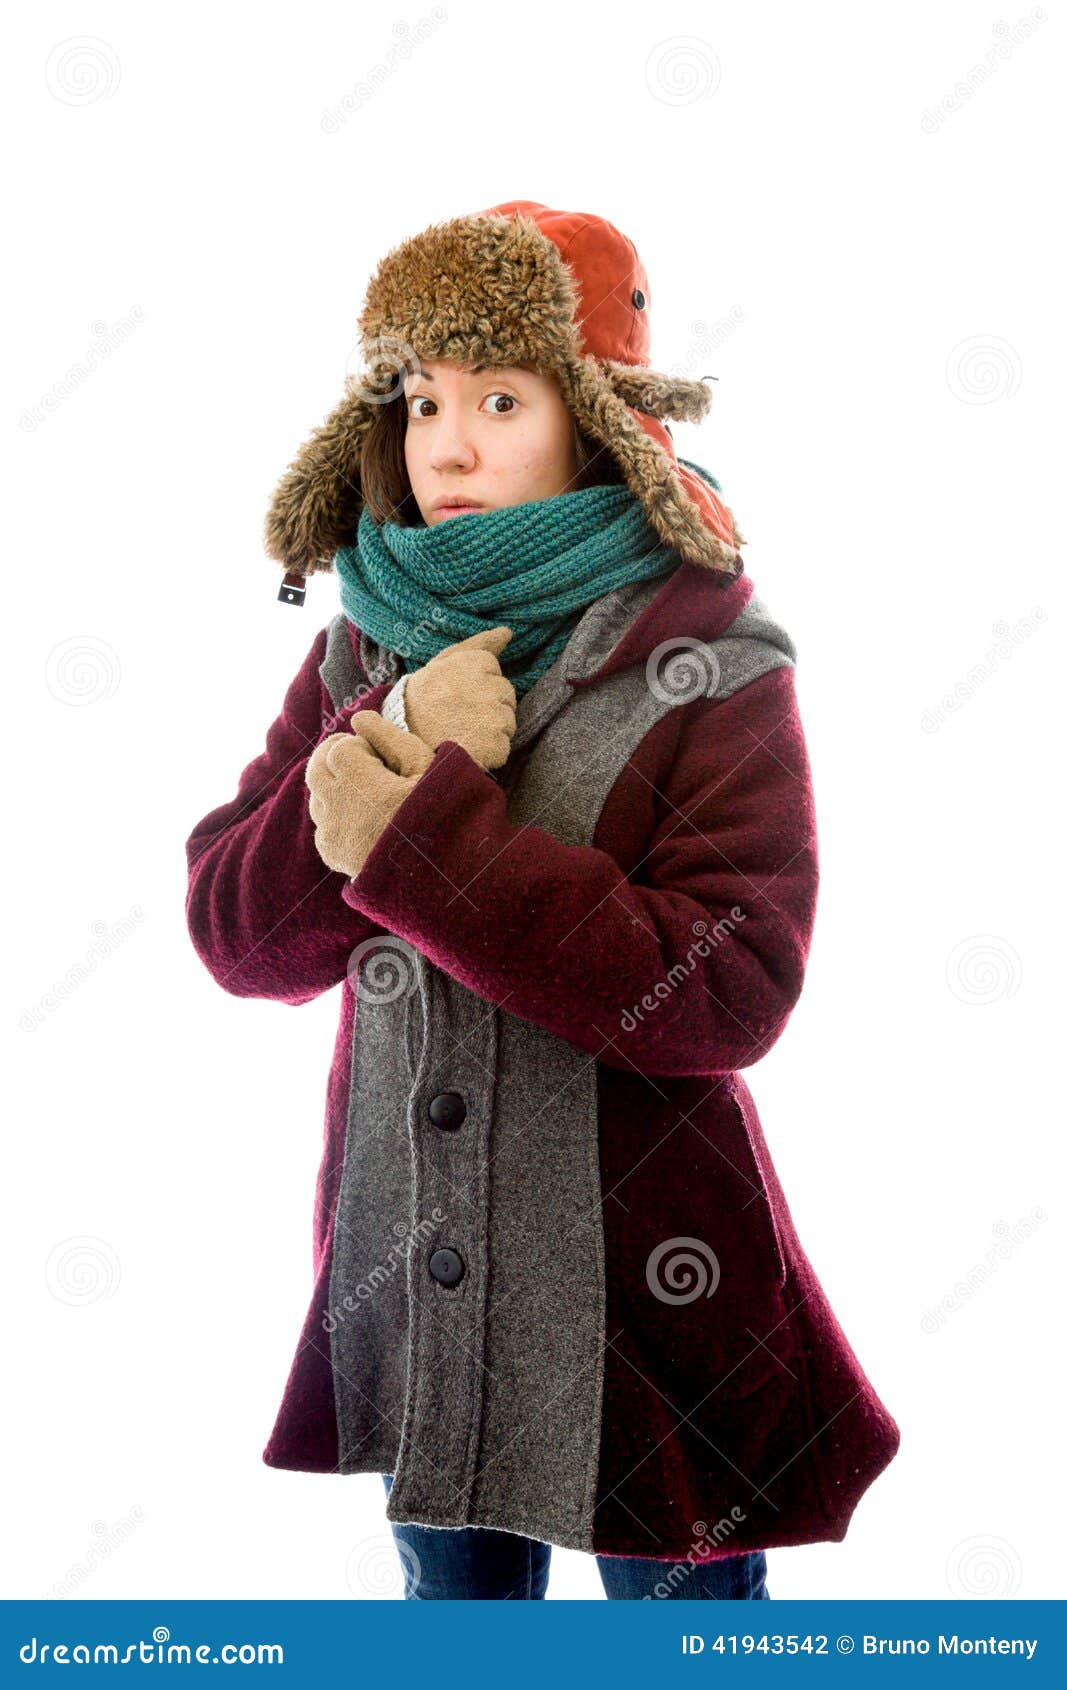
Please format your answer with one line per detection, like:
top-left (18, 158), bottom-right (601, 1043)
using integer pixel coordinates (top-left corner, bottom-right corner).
top-left (836, 1634), bottom-right (855, 1654)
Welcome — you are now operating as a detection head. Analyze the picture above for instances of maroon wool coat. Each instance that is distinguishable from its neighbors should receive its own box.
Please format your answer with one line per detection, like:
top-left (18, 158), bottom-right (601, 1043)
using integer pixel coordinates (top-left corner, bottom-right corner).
top-left (184, 560), bottom-right (900, 1562)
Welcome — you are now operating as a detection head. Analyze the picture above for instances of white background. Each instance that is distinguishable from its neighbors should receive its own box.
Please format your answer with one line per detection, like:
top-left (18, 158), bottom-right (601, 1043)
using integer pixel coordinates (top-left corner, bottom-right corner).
top-left (4, 0), bottom-right (1063, 1602)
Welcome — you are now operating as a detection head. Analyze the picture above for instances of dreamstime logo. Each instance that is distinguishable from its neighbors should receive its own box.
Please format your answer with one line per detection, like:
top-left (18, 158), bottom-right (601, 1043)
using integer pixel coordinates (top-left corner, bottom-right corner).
top-left (45, 37), bottom-right (121, 105)
top-left (321, 11), bottom-right (448, 134)
top-left (45, 635), bottom-right (122, 705)
top-left (920, 1208), bottom-right (1046, 1333)
top-left (344, 335), bottom-right (422, 407)
top-left (322, 1209), bottom-right (444, 1332)
top-left (946, 1533), bottom-right (1023, 1598)
top-left (945, 335), bottom-right (1022, 404)
top-left (646, 637), bottom-right (722, 705)
top-left (345, 1530), bottom-right (421, 1598)
top-left (668, 310), bottom-right (746, 383)
top-left (920, 607), bottom-right (1046, 732)
top-left (321, 680), bottom-right (379, 732)
top-left (646, 1237), bottom-right (720, 1305)
top-left (645, 37), bottom-right (722, 106)
top-left (642, 1509), bottom-right (748, 1597)
top-left (21, 309), bottom-right (145, 431)
top-left (347, 935), bottom-right (419, 1005)
top-left (621, 913), bottom-right (744, 1033)
top-left (921, 11), bottom-right (1047, 132)
top-left (45, 1236), bottom-right (121, 1306)
top-left (385, 604), bottom-right (451, 663)
top-left (42, 1508), bottom-right (147, 1599)
top-left (945, 933), bottom-right (1021, 1005)
top-left (21, 909), bottom-right (146, 1032)
top-left (19, 1627), bottom-right (283, 1666)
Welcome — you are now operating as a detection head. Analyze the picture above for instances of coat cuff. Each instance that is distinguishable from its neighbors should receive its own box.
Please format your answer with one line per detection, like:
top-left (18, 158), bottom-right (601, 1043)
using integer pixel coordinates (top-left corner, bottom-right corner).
top-left (341, 737), bottom-right (493, 909)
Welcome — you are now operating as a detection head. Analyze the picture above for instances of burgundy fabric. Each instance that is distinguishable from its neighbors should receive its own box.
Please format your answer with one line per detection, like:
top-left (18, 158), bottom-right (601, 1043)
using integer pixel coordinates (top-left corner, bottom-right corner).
top-left (185, 632), bottom-right (392, 1474)
top-left (184, 629), bottom-right (392, 1004)
top-left (184, 567), bottom-right (901, 1546)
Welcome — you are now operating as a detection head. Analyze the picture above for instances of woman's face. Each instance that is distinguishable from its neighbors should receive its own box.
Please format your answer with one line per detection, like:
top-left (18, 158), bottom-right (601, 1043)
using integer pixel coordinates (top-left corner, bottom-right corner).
top-left (402, 359), bottom-right (582, 524)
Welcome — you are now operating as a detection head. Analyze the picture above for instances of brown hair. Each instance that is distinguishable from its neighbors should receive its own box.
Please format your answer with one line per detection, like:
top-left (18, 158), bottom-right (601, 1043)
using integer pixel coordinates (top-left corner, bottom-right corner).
top-left (358, 381), bottom-right (625, 526)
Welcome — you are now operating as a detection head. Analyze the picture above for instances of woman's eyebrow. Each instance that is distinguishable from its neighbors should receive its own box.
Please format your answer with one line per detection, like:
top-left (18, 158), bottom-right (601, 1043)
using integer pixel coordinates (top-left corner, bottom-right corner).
top-left (414, 363), bottom-right (530, 383)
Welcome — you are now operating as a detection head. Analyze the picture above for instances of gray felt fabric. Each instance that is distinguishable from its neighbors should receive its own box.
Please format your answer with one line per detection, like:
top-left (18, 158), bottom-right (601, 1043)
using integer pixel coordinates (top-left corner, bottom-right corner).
top-left (317, 580), bottom-right (796, 1548)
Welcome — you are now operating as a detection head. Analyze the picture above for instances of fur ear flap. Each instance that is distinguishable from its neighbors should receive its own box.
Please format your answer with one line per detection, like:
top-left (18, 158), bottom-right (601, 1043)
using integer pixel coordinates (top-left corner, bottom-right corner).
top-left (596, 360), bottom-right (714, 424)
top-left (263, 385), bottom-right (378, 575)
top-left (559, 355), bottom-right (740, 574)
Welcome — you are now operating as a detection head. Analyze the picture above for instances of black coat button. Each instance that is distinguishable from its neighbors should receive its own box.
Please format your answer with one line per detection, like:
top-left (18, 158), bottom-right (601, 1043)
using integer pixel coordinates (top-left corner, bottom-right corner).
top-left (429, 1248), bottom-right (465, 1286)
top-left (428, 1091), bottom-right (467, 1131)
top-left (632, 287), bottom-right (646, 310)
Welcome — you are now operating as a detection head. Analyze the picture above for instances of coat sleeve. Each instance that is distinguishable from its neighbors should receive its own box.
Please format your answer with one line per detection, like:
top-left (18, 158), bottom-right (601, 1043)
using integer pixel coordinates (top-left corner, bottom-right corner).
top-left (184, 626), bottom-right (392, 1004)
top-left (339, 664), bottom-right (819, 1075)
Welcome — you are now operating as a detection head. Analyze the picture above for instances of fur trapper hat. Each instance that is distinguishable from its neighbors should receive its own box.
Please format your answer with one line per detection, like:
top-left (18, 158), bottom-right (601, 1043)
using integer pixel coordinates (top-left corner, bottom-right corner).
top-left (265, 198), bottom-right (746, 603)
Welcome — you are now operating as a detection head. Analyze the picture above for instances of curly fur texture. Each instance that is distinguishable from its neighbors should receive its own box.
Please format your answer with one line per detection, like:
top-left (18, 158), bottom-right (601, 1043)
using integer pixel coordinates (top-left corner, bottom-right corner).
top-left (557, 353), bottom-right (740, 574)
top-left (265, 209), bottom-right (744, 580)
top-left (264, 387), bottom-right (375, 576)
top-left (595, 359), bottom-right (713, 423)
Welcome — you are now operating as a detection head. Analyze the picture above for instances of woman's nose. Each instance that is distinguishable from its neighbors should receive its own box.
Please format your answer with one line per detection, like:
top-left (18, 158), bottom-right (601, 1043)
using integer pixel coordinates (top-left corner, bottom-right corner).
top-left (428, 426), bottom-right (477, 471)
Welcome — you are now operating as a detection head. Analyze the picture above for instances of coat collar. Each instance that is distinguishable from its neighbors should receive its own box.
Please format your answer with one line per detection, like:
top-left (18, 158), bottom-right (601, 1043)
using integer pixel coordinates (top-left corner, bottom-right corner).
top-left (509, 562), bottom-right (754, 754)
top-left (567, 560), bottom-right (754, 689)
top-left (343, 560), bottom-right (755, 757)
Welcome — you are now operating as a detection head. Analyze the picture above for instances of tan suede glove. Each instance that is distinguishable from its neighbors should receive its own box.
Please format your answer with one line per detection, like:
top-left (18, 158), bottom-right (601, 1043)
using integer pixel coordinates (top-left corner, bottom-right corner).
top-left (403, 626), bottom-right (517, 771)
top-left (306, 711), bottom-right (434, 878)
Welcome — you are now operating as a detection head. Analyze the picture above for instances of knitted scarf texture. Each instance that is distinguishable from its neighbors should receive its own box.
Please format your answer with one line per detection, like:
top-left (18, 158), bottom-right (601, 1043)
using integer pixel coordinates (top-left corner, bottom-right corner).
top-left (334, 461), bottom-right (722, 698)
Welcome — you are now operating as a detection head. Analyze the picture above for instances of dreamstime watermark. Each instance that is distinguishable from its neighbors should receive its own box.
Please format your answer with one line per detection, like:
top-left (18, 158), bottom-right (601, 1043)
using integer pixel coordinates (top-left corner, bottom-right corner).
top-left (921, 1208), bottom-right (1046, 1333)
top-left (321, 11), bottom-right (448, 133)
top-left (645, 37), bottom-right (722, 106)
top-left (21, 309), bottom-right (145, 431)
top-left (646, 637), bottom-right (723, 705)
top-left (668, 309), bottom-right (746, 384)
top-left (322, 1209), bottom-right (445, 1332)
top-left (346, 1530), bottom-right (421, 1599)
top-left (945, 334), bottom-right (1022, 403)
top-left (320, 679), bottom-right (379, 731)
top-left (621, 912), bottom-right (745, 1034)
top-left (646, 1236), bottom-right (721, 1305)
top-left (920, 607), bottom-right (1045, 732)
top-left (344, 335), bottom-right (422, 408)
top-left (945, 1533), bottom-right (1023, 1597)
top-left (374, 604), bottom-right (451, 664)
top-left (642, 1509), bottom-right (749, 1597)
top-left (19, 1628), bottom-right (283, 1667)
top-left (346, 935), bottom-right (420, 1005)
top-left (45, 37), bottom-right (121, 105)
top-left (45, 1236), bottom-right (122, 1306)
top-left (21, 909), bottom-right (146, 1032)
top-left (42, 1508), bottom-right (147, 1599)
top-left (44, 634), bottom-right (123, 706)
top-left (921, 11), bottom-right (1046, 132)
top-left (945, 933), bottom-right (1021, 1005)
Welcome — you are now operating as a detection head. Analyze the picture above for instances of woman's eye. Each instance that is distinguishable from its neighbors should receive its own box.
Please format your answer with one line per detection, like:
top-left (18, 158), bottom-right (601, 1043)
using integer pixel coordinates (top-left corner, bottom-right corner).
top-left (408, 395), bottom-right (435, 419)
top-left (484, 392), bottom-right (516, 415)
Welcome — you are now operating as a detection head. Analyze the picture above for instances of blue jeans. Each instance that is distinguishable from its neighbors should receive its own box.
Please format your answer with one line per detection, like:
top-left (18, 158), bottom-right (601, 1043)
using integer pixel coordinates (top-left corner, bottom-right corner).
top-left (381, 1473), bottom-right (769, 1599)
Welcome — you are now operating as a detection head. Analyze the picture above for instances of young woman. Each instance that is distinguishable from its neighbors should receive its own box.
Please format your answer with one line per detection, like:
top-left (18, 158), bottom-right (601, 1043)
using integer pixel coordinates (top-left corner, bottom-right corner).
top-left (184, 200), bottom-right (900, 1601)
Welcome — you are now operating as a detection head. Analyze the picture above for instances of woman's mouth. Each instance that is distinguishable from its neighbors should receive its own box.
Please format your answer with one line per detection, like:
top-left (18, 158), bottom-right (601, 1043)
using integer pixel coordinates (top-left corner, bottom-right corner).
top-left (432, 498), bottom-right (486, 518)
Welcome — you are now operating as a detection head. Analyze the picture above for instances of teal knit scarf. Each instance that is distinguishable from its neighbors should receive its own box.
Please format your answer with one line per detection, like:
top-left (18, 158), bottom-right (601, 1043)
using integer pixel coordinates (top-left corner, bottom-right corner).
top-left (333, 461), bottom-right (721, 698)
